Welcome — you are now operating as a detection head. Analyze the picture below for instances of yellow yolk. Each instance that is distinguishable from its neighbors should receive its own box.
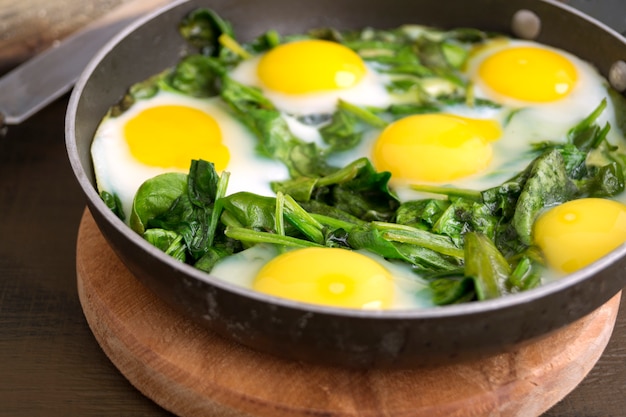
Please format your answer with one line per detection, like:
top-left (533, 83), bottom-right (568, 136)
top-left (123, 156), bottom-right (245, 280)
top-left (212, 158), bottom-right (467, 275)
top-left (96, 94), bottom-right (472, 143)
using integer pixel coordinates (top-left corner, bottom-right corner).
top-left (478, 46), bottom-right (578, 102)
top-left (372, 113), bottom-right (501, 183)
top-left (257, 39), bottom-right (367, 94)
top-left (253, 247), bottom-right (394, 309)
top-left (534, 198), bottom-right (626, 273)
top-left (124, 105), bottom-right (229, 170)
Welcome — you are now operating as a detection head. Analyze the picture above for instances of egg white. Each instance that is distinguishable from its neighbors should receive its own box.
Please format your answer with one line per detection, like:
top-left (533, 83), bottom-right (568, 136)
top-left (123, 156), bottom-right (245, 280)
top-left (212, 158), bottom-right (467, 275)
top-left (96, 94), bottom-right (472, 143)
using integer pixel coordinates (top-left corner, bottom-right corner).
top-left (228, 55), bottom-right (393, 116)
top-left (91, 90), bottom-right (289, 221)
top-left (207, 244), bottom-right (435, 310)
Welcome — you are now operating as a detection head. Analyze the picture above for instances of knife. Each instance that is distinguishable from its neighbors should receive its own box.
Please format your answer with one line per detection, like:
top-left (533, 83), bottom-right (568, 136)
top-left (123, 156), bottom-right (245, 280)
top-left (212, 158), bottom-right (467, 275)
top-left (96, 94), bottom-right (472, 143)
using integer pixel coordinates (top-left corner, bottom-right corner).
top-left (0, 0), bottom-right (172, 127)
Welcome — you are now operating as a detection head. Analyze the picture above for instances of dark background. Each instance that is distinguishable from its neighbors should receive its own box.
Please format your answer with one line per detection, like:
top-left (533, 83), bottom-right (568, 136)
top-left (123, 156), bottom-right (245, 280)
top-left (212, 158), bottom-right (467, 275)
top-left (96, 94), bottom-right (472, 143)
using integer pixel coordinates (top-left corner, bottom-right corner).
top-left (1, 0), bottom-right (626, 415)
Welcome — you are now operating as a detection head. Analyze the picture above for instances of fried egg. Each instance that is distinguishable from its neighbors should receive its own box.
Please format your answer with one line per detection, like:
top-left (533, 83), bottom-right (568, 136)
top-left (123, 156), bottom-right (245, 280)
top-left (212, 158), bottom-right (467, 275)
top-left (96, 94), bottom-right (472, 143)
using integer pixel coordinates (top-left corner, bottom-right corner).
top-left (91, 90), bottom-right (289, 221)
top-left (209, 244), bottom-right (433, 310)
top-left (534, 198), bottom-right (626, 274)
top-left (228, 39), bottom-right (392, 115)
top-left (467, 39), bottom-right (618, 135)
top-left (472, 40), bottom-right (578, 104)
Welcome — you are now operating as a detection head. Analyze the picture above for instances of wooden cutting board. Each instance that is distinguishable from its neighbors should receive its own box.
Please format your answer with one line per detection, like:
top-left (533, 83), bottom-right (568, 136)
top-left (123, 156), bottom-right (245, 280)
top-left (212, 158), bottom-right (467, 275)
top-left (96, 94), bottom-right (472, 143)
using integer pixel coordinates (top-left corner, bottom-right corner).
top-left (76, 208), bottom-right (620, 417)
top-left (0, 0), bottom-right (171, 72)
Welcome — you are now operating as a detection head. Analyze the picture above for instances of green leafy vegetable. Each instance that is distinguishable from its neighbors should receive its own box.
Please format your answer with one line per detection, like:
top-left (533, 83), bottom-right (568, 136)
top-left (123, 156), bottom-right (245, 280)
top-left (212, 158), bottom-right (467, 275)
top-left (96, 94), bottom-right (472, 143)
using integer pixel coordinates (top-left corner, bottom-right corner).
top-left (319, 100), bottom-right (388, 153)
top-left (165, 55), bottom-right (220, 97)
top-left (100, 191), bottom-right (126, 221)
top-left (131, 160), bottom-right (234, 263)
top-left (511, 149), bottom-right (577, 245)
top-left (430, 275), bottom-right (475, 305)
top-left (217, 74), bottom-right (332, 178)
top-left (507, 255), bottom-right (543, 292)
top-left (130, 172), bottom-right (188, 235)
top-left (463, 232), bottom-right (511, 300)
top-left (144, 229), bottom-right (186, 262)
top-left (272, 158), bottom-right (399, 222)
top-left (179, 8), bottom-right (235, 57)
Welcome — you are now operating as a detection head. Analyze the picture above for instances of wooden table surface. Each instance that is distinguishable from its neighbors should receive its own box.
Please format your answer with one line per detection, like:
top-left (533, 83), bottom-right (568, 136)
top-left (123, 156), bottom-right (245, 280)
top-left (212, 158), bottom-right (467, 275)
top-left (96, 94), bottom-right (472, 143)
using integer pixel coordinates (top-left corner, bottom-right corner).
top-left (1, 1), bottom-right (626, 416)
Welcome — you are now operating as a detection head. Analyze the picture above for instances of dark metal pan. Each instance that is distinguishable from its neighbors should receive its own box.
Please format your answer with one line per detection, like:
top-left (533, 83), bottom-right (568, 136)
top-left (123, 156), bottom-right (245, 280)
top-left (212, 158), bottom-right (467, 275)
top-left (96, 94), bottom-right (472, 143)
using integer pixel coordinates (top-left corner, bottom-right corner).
top-left (66, 0), bottom-right (626, 368)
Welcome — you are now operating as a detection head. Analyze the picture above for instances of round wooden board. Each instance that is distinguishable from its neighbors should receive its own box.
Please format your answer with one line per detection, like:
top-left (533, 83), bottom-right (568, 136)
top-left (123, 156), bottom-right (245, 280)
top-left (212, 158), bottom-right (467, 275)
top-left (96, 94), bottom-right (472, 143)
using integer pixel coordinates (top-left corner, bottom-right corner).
top-left (76, 209), bottom-right (621, 417)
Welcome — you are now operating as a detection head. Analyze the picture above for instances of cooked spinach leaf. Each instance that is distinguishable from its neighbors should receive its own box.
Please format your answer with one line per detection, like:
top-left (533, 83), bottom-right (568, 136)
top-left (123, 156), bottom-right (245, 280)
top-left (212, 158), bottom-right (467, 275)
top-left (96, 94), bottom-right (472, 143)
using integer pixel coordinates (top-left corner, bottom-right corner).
top-left (132, 160), bottom-right (231, 263)
top-left (272, 158), bottom-right (399, 222)
top-left (217, 73), bottom-right (332, 178)
top-left (512, 149), bottom-right (577, 246)
top-left (165, 54), bottom-right (220, 97)
top-left (144, 229), bottom-right (186, 262)
top-left (100, 191), bottom-right (125, 221)
top-left (319, 100), bottom-right (388, 153)
top-left (130, 172), bottom-right (188, 235)
top-left (430, 275), bottom-right (475, 305)
top-left (464, 232), bottom-right (511, 300)
top-left (507, 254), bottom-right (543, 292)
top-left (179, 8), bottom-right (235, 57)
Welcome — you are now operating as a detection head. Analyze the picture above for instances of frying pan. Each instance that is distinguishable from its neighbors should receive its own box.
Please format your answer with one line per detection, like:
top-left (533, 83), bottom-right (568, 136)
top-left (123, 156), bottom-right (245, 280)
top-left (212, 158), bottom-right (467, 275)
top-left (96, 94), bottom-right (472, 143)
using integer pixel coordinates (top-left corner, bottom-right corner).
top-left (66, 0), bottom-right (626, 368)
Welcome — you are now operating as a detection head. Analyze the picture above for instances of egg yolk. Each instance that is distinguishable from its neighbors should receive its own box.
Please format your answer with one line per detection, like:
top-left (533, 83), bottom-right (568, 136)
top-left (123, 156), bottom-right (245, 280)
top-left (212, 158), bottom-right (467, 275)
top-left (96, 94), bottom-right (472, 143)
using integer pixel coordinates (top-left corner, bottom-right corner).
top-left (124, 105), bottom-right (229, 170)
top-left (478, 46), bottom-right (578, 102)
top-left (257, 39), bottom-right (367, 94)
top-left (534, 198), bottom-right (626, 273)
top-left (372, 113), bottom-right (501, 183)
top-left (253, 247), bottom-right (394, 309)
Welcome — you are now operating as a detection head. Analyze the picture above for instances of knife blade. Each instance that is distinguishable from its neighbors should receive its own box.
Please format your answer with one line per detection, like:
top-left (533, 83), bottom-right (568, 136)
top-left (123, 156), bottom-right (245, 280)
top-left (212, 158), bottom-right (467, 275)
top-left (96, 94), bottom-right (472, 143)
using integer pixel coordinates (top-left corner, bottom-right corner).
top-left (0, 0), bottom-right (172, 126)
